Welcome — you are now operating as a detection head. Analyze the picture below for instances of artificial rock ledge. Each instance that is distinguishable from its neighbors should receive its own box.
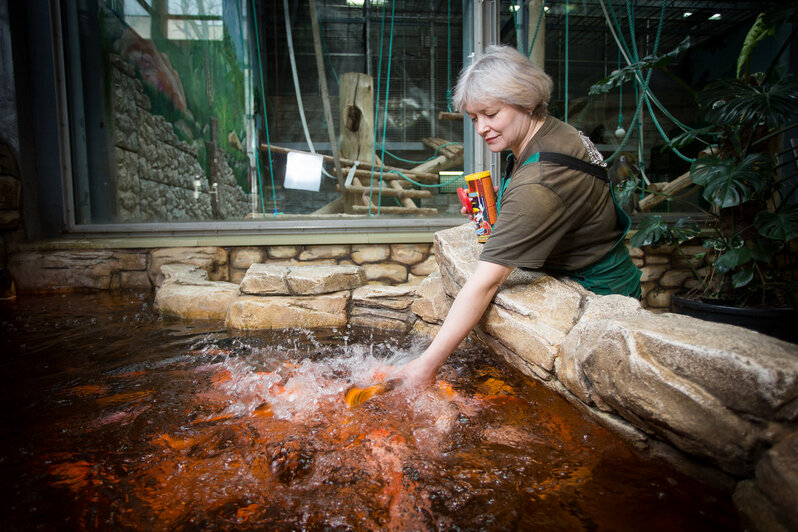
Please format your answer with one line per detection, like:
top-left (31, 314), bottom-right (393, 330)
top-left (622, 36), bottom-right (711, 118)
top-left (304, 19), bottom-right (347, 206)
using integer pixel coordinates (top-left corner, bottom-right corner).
top-left (424, 223), bottom-right (798, 532)
top-left (153, 224), bottom-right (798, 531)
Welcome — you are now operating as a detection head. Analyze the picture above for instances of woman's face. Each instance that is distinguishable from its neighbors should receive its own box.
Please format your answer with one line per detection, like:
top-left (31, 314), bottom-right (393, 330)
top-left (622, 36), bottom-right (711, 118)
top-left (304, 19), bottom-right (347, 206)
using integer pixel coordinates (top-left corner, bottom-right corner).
top-left (465, 101), bottom-right (534, 157)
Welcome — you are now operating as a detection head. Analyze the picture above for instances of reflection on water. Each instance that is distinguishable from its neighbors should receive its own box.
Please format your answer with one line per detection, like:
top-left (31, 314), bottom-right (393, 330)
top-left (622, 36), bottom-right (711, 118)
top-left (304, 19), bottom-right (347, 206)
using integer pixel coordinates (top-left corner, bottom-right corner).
top-left (0, 292), bottom-right (739, 531)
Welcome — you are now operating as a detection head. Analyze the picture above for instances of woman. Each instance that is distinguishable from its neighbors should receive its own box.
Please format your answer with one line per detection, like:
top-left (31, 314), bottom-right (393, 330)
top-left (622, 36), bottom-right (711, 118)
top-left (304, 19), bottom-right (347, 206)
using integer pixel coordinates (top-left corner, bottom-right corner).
top-left (397, 45), bottom-right (641, 386)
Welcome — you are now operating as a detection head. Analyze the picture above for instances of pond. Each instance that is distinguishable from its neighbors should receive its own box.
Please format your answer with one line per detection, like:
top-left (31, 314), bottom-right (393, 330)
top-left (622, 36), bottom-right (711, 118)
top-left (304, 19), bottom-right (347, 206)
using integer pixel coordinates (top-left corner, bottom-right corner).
top-left (0, 292), bottom-right (740, 531)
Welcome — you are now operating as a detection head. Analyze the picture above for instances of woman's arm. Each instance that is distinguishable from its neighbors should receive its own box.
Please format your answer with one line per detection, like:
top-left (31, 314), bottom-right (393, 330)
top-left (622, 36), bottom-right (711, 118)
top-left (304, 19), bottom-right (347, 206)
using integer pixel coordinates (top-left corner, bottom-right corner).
top-left (398, 260), bottom-right (514, 386)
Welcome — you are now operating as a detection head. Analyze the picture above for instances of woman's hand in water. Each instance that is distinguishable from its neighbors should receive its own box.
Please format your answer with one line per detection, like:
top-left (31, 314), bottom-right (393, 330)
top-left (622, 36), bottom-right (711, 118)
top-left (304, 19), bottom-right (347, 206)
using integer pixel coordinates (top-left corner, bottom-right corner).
top-left (393, 354), bottom-right (439, 388)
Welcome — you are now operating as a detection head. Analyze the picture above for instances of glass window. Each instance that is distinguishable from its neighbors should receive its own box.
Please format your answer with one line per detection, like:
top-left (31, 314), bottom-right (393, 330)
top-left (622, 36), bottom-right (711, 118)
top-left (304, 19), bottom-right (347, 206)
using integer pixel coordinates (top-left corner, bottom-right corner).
top-left (63, 0), bottom-right (467, 227)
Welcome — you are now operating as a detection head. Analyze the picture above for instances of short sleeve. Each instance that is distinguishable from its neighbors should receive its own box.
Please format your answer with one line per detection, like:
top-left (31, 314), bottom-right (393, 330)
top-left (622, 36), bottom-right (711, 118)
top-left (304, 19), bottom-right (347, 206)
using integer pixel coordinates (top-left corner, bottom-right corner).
top-left (479, 181), bottom-right (572, 269)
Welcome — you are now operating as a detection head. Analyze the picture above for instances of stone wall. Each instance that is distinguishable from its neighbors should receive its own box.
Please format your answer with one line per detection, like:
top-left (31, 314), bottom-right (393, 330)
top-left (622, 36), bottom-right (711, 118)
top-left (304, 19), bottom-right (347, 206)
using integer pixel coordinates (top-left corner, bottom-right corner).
top-left (633, 239), bottom-right (798, 311)
top-left (6, 243), bottom-right (438, 293)
top-left (414, 224), bottom-right (798, 532)
top-left (111, 55), bottom-right (249, 222)
top-left (632, 242), bottom-right (706, 310)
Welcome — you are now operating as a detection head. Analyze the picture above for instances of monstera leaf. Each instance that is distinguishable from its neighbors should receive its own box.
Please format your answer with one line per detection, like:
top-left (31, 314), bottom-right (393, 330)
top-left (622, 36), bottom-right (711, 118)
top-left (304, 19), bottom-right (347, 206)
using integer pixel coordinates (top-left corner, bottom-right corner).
top-left (755, 204), bottom-right (798, 242)
top-left (690, 153), bottom-right (774, 208)
top-left (713, 247), bottom-right (753, 274)
top-left (630, 216), bottom-right (699, 249)
top-left (612, 179), bottom-right (637, 209)
top-left (588, 38), bottom-right (690, 95)
top-left (630, 215), bottom-right (670, 248)
top-left (699, 76), bottom-right (798, 129)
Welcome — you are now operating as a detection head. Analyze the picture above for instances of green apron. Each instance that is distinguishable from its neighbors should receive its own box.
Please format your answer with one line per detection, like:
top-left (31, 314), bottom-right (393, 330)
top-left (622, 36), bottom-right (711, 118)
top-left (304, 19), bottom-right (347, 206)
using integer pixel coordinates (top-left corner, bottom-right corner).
top-left (496, 152), bottom-right (642, 298)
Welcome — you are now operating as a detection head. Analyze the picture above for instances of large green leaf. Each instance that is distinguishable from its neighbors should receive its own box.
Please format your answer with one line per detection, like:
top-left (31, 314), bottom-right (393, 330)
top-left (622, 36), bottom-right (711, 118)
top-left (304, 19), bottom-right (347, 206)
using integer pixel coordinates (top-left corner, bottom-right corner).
top-left (732, 268), bottom-right (755, 288)
top-left (630, 215), bottom-right (669, 248)
top-left (588, 38), bottom-right (691, 95)
top-left (670, 218), bottom-right (701, 243)
top-left (754, 204), bottom-right (798, 241)
top-left (690, 154), bottom-right (774, 208)
top-left (751, 238), bottom-right (784, 262)
top-left (664, 126), bottom-right (717, 150)
top-left (737, 13), bottom-right (775, 79)
top-left (613, 179), bottom-right (637, 210)
top-left (699, 76), bottom-right (798, 129)
top-left (713, 247), bottom-right (753, 273)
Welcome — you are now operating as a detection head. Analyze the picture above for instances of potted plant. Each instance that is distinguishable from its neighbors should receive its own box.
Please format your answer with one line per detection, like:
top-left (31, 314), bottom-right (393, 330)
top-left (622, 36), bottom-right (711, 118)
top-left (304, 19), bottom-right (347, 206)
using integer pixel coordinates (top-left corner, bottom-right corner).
top-left (595, 12), bottom-right (798, 341)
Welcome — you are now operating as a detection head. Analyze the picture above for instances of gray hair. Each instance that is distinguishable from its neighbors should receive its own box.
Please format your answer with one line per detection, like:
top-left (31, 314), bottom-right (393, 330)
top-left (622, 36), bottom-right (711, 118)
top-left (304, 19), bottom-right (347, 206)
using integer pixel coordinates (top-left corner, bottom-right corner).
top-left (452, 45), bottom-right (553, 119)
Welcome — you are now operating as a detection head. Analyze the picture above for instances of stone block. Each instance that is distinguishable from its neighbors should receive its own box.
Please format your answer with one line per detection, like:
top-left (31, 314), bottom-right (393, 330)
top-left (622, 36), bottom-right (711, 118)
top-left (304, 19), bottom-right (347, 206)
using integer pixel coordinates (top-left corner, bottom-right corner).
top-left (155, 279), bottom-right (239, 320)
top-left (8, 250), bottom-right (147, 291)
top-left (230, 247), bottom-right (266, 269)
top-left (749, 432), bottom-right (798, 529)
top-left (352, 285), bottom-right (416, 310)
top-left (287, 265), bottom-right (366, 295)
top-left (411, 271), bottom-right (452, 324)
top-left (267, 246), bottom-right (300, 259)
top-left (240, 264), bottom-right (367, 296)
top-left (646, 286), bottom-right (676, 308)
top-left (239, 264), bottom-right (290, 295)
top-left (149, 247), bottom-right (228, 286)
top-left (660, 268), bottom-right (695, 288)
top-left (410, 255), bottom-right (439, 276)
top-left (640, 265), bottom-right (667, 282)
top-left (298, 245), bottom-right (350, 261)
top-left (349, 307), bottom-right (412, 332)
top-left (558, 311), bottom-right (798, 475)
top-left (390, 244), bottom-right (428, 265)
top-left (225, 292), bottom-right (349, 329)
top-left (362, 263), bottom-right (407, 284)
top-left (645, 254), bottom-right (671, 265)
top-left (351, 244), bottom-right (390, 264)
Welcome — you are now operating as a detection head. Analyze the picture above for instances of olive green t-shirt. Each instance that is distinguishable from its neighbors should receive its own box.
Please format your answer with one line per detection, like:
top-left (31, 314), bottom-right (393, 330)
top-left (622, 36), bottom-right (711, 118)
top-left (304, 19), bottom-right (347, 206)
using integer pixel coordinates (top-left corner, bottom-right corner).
top-left (479, 117), bottom-right (621, 271)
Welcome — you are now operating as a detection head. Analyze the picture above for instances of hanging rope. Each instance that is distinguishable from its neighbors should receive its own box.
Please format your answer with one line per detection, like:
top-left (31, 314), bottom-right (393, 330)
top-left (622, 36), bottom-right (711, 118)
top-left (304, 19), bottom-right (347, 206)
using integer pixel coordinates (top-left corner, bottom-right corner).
top-left (251, 0), bottom-right (278, 215)
top-left (375, 0), bottom-right (397, 215)
top-left (369, 1), bottom-right (388, 214)
top-left (446, 0), bottom-right (453, 111)
top-left (599, 0), bottom-right (695, 163)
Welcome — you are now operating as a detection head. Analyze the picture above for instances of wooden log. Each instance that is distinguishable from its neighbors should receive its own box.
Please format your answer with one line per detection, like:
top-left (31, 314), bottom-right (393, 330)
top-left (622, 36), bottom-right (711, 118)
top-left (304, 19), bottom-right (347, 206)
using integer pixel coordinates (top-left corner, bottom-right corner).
top-left (341, 184), bottom-right (431, 199)
top-left (438, 111), bottom-right (462, 121)
top-left (639, 170), bottom-right (695, 212)
top-left (339, 72), bottom-right (381, 165)
top-left (391, 180), bottom-right (417, 208)
top-left (351, 205), bottom-right (439, 215)
top-left (260, 144), bottom-right (441, 183)
top-left (411, 153), bottom-right (464, 175)
top-left (422, 137), bottom-right (464, 160)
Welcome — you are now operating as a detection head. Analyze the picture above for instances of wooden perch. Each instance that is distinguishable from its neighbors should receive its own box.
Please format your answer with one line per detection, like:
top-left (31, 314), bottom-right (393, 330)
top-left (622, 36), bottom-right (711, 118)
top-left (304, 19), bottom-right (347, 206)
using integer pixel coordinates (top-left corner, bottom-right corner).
top-left (639, 170), bottom-right (695, 212)
top-left (438, 111), bottom-right (462, 121)
top-left (340, 184), bottom-right (432, 199)
top-left (260, 144), bottom-right (441, 183)
top-left (422, 137), bottom-right (464, 160)
top-left (412, 137), bottom-right (464, 174)
top-left (351, 205), bottom-right (439, 215)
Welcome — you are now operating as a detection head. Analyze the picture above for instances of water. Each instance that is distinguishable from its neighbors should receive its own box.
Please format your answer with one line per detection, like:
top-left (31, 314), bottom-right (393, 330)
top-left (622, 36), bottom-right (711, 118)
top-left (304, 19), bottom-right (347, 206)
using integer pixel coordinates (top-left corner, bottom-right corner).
top-left (0, 292), bottom-right (740, 531)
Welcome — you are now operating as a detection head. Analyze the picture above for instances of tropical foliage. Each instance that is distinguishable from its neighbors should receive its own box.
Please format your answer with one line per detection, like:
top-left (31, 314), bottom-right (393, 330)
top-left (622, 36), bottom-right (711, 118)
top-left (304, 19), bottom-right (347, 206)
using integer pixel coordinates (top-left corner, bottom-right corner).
top-left (621, 11), bottom-right (798, 307)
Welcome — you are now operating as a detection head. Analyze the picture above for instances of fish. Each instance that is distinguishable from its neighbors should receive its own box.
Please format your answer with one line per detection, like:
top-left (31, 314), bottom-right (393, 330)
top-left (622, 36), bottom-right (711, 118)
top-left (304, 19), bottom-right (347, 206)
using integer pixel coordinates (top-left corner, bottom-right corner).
top-left (343, 379), bottom-right (401, 408)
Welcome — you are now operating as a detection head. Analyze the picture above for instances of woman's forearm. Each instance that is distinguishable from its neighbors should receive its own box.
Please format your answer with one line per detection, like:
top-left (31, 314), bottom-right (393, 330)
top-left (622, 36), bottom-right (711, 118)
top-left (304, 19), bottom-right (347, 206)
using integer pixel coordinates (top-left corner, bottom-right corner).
top-left (402, 261), bottom-right (513, 383)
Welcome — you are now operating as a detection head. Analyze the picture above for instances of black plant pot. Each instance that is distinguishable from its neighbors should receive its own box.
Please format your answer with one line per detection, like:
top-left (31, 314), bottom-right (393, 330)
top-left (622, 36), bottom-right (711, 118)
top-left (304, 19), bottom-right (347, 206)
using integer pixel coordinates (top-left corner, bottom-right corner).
top-left (670, 295), bottom-right (797, 344)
